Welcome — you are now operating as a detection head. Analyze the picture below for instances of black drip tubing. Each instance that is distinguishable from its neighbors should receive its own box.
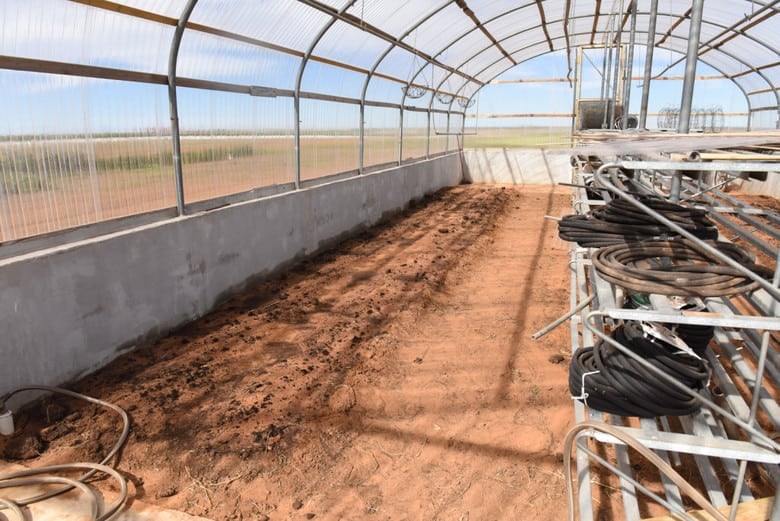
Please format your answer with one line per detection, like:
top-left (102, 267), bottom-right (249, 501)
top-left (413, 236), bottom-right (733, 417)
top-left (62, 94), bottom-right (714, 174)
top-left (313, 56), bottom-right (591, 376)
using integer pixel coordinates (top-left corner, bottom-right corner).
top-left (569, 321), bottom-right (710, 418)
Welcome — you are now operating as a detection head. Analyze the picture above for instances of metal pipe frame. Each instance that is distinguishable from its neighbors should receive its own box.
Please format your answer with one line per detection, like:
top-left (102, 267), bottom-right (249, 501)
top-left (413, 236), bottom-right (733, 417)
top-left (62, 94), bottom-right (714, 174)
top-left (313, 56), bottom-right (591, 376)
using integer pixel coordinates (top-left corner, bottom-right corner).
top-left (621, 2), bottom-right (638, 129)
top-left (608, 1), bottom-right (625, 129)
top-left (677, 0), bottom-right (705, 135)
top-left (167, 0), bottom-right (200, 216)
top-left (638, 0), bottom-right (659, 129)
top-left (293, 1), bottom-right (358, 190)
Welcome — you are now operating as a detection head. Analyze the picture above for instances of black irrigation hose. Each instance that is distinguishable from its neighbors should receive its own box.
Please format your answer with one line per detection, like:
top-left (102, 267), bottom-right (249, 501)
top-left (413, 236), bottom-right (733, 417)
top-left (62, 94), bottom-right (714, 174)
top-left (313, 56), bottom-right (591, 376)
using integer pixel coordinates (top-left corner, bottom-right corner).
top-left (592, 238), bottom-right (773, 297)
top-left (569, 322), bottom-right (710, 418)
top-left (558, 197), bottom-right (718, 248)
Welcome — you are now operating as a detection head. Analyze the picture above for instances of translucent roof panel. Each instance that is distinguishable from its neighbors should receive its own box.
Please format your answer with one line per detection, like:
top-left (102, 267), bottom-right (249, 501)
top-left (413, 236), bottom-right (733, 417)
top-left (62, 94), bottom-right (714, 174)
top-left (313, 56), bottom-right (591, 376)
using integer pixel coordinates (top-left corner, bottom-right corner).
top-left (178, 31), bottom-right (300, 89)
top-left (1, 0), bottom-right (173, 74)
top-left (314, 21), bottom-right (388, 70)
top-left (120, 0), bottom-right (190, 18)
top-left (190, 0), bottom-right (331, 52)
top-left (346, 0), bottom-right (448, 38)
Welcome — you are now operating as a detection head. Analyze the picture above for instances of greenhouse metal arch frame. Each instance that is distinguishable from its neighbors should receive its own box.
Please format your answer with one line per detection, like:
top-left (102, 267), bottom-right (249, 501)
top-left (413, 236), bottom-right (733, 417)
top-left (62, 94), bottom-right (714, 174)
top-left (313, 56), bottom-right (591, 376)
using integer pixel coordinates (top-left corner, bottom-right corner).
top-left (0, 0), bottom-right (778, 231)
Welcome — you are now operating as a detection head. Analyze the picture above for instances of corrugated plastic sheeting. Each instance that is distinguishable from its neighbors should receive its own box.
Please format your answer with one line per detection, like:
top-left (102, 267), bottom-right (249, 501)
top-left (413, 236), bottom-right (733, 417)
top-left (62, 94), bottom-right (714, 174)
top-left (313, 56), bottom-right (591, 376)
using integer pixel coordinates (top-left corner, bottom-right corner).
top-left (177, 30), bottom-right (301, 88)
top-left (314, 21), bottom-right (389, 70)
top-left (349, 0), bottom-right (448, 38)
top-left (364, 75), bottom-right (405, 104)
top-left (189, 0), bottom-right (330, 53)
top-left (178, 89), bottom-right (295, 202)
top-left (442, 28), bottom-right (498, 68)
top-left (374, 46), bottom-right (425, 84)
top-left (406, 3), bottom-right (474, 58)
top-left (0, 75), bottom-right (174, 241)
top-left (430, 112), bottom-right (450, 153)
top-left (299, 99), bottom-right (360, 181)
top-left (119, 0), bottom-right (189, 18)
top-left (301, 61), bottom-right (366, 99)
top-left (363, 106), bottom-right (400, 168)
top-left (401, 110), bottom-right (429, 161)
top-left (0, 0), bottom-right (173, 74)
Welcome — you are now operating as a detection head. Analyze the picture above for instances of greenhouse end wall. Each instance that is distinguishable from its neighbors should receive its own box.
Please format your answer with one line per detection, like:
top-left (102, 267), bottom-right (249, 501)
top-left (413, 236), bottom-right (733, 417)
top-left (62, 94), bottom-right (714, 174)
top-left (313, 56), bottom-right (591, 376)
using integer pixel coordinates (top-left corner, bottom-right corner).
top-left (0, 154), bottom-right (462, 405)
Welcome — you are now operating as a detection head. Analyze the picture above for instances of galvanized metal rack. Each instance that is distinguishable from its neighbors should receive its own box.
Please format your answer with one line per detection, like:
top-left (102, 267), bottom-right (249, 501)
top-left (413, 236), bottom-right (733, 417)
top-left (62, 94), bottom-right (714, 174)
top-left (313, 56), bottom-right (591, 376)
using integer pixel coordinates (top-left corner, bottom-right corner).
top-left (565, 153), bottom-right (780, 521)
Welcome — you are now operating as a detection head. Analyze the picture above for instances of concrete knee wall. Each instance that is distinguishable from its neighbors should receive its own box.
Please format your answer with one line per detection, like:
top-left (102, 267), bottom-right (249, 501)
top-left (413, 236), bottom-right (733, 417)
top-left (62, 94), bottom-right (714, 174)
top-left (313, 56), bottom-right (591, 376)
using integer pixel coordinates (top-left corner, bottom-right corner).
top-left (463, 148), bottom-right (572, 185)
top-left (0, 155), bottom-right (463, 405)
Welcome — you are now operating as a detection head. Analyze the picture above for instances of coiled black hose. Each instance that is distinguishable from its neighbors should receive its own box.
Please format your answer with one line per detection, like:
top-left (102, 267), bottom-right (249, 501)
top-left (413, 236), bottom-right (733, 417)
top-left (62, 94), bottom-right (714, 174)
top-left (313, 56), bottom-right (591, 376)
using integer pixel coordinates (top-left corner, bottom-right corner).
top-left (592, 238), bottom-right (772, 297)
top-left (558, 196), bottom-right (718, 248)
top-left (569, 322), bottom-right (710, 417)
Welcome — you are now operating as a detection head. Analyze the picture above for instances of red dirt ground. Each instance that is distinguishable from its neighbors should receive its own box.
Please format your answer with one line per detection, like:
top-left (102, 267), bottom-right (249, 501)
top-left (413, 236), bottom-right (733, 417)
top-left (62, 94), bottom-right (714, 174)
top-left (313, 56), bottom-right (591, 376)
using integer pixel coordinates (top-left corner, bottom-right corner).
top-left (2, 184), bottom-right (581, 519)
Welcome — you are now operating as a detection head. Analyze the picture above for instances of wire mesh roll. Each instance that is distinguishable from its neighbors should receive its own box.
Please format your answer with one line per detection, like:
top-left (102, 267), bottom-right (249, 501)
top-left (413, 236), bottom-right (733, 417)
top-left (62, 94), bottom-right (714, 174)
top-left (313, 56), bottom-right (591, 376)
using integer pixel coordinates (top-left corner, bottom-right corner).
top-left (569, 321), bottom-right (709, 417)
top-left (592, 238), bottom-right (772, 297)
top-left (558, 196), bottom-right (718, 248)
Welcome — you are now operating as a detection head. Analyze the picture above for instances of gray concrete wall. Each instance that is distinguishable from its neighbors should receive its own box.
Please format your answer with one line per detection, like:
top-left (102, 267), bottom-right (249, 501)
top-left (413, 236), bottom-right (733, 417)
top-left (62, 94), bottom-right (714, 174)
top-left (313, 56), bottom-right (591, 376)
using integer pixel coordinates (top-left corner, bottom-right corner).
top-left (0, 155), bottom-right (462, 403)
top-left (463, 148), bottom-right (572, 185)
top-left (734, 170), bottom-right (780, 198)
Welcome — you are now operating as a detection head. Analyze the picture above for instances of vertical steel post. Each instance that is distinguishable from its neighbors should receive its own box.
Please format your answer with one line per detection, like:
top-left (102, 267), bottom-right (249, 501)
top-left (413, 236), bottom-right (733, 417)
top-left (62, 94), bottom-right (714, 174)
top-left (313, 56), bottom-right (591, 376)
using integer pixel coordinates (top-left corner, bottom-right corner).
top-left (677, 0), bottom-right (704, 134)
top-left (608, 1), bottom-right (625, 130)
top-left (638, 0), bottom-right (659, 129)
top-left (673, 0), bottom-right (704, 202)
top-left (167, 0), bottom-right (199, 216)
top-left (359, 102), bottom-right (365, 174)
top-left (571, 47), bottom-right (582, 140)
top-left (294, 1), bottom-right (358, 189)
top-left (622, 2), bottom-right (638, 129)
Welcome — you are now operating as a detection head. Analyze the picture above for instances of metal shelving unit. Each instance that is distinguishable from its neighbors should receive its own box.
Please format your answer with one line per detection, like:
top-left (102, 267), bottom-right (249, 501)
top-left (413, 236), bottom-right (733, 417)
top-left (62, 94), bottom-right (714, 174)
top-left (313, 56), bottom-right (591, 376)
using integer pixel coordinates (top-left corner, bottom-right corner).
top-left (566, 154), bottom-right (780, 521)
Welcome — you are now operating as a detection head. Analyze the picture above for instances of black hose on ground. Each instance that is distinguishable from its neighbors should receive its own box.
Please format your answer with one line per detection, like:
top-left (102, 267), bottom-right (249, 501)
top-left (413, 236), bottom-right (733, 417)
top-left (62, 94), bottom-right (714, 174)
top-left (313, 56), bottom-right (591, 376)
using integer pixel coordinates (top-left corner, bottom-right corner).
top-left (569, 321), bottom-right (710, 418)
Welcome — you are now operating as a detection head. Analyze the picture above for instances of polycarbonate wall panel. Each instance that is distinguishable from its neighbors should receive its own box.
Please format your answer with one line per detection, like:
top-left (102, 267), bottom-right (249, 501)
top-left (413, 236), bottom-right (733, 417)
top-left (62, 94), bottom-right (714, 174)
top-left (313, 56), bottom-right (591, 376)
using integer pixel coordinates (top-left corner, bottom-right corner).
top-left (177, 89), bottom-right (295, 203)
top-left (178, 31), bottom-right (300, 88)
top-left (429, 112), bottom-right (449, 155)
top-left (1, 0), bottom-right (173, 74)
top-left (751, 110), bottom-right (779, 130)
top-left (301, 63), bottom-right (366, 99)
top-left (190, 0), bottom-right (329, 52)
top-left (375, 46), bottom-right (424, 84)
top-left (365, 76), bottom-right (406, 104)
top-left (0, 72), bottom-right (174, 241)
top-left (299, 100), bottom-right (360, 181)
top-left (364, 106), bottom-right (400, 169)
top-left (402, 110), bottom-right (428, 161)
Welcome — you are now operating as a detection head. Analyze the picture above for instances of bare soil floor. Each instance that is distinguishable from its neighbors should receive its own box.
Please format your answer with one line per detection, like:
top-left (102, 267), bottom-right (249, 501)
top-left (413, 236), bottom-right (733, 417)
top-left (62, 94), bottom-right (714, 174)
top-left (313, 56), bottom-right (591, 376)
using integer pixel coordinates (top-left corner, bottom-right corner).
top-left (4, 184), bottom-right (578, 520)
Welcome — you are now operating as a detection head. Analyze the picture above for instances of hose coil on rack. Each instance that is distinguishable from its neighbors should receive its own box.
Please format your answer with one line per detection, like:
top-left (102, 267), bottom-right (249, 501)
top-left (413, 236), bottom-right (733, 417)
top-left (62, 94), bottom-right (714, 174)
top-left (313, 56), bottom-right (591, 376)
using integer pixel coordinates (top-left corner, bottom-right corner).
top-left (592, 238), bottom-right (772, 297)
top-left (569, 321), bottom-right (710, 418)
top-left (557, 197), bottom-right (718, 248)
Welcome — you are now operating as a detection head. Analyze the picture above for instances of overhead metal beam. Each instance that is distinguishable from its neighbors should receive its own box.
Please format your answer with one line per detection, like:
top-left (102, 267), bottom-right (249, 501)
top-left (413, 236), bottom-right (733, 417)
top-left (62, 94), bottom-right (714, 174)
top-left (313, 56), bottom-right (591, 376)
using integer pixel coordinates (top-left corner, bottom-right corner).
top-left (589, 0), bottom-right (602, 45)
top-left (534, 0), bottom-right (555, 52)
top-left (455, 0), bottom-right (516, 65)
top-left (655, 8), bottom-right (691, 47)
top-left (653, 1), bottom-right (780, 78)
top-left (296, 0), bottom-right (483, 88)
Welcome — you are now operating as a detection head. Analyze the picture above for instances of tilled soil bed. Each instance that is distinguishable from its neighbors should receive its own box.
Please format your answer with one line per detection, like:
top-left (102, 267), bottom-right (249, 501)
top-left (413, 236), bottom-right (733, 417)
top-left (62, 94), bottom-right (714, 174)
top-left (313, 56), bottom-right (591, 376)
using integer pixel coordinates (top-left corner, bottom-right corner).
top-left (2, 184), bottom-right (575, 520)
